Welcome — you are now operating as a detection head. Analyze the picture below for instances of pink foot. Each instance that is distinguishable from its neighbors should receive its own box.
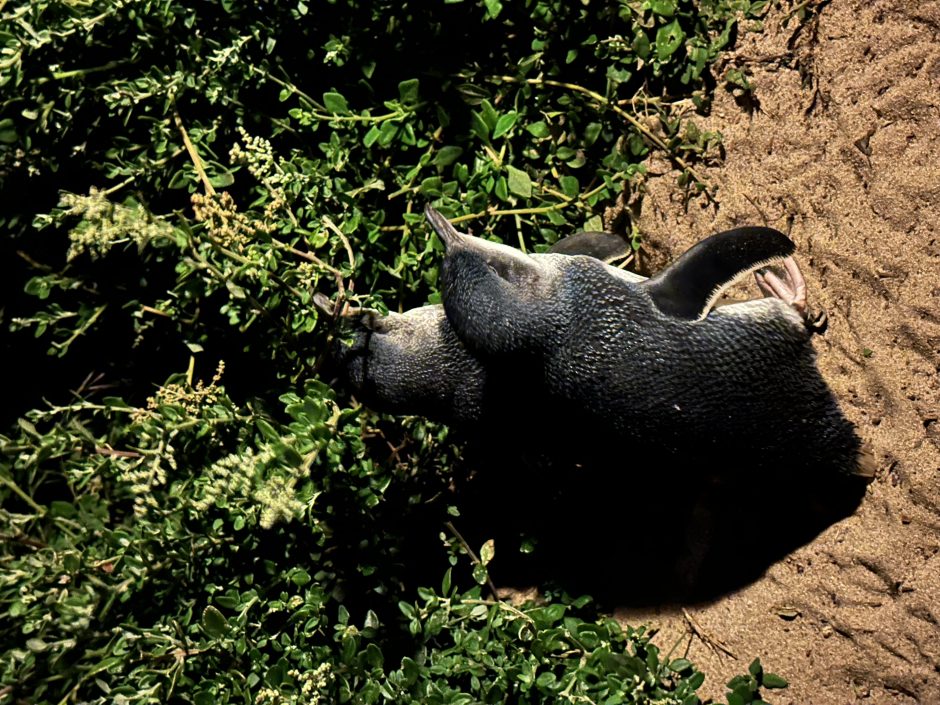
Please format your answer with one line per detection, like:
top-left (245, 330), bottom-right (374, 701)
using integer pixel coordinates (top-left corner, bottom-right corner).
top-left (754, 257), bottom-right (828, 333)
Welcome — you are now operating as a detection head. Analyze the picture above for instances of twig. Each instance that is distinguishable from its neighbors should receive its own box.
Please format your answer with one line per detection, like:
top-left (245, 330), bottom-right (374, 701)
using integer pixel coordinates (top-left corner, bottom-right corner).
top-left (0, 533), bottom-right (46, 550)
top-left (272, 241), bottom-right (343, 278)
top-left (276, 242), bottom-right (347, 311)
top-left (52, 304), bottom-right (107, 352)
top-left (0, 474), bottom-right (46, 516)
top-left (682, 608), bottom-right (738, 660)
top-left (51, 58), bottom-right (132, 81)
top-left (251, 67), bottom-right (410, 122)
top-left (94, 446), bottom-right (143, 459)
top-left (140, 305), bottom-right (171, 318)
top-left (204, 236), bottom-right (308, 301)
top-left (174, 110), bottom-right (216, 196)
top-left (322, 216), bottom-right (356, 271)
top-left (741, 192), bottom-right (770, 227)
top-left (15, 249), bottom-right (53, 272)
top-left (444, 521), bottom-right (499, 599)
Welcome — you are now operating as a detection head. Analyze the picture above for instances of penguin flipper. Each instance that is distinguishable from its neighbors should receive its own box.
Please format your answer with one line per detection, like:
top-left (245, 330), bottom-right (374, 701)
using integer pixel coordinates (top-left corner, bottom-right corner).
top-left (548, 231), bottom-right (632, 263)
top-left (642, 227), bottom-right (795, 321)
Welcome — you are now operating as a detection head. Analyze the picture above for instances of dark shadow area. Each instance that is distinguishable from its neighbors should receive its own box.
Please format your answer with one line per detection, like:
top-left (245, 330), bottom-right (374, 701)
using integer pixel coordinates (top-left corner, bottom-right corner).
top-left (319, 310), bottom-right (873, 610)
top-left (448, 443), bottom-right (870, 606)
top-left (315, 352), bottom-right (871, 611)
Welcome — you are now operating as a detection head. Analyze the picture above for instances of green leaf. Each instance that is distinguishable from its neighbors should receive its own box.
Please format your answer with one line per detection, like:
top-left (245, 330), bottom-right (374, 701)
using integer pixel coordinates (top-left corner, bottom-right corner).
top-left (762, 673), bottom-right (788, 689)
top-left (26, 638), bottom-right (48, 653)
top-left (506, 165), bottom-right (532, 197)
top-left (433, 145), bottom-right (463, 167)
top-left (194, 692), bottom-right (215, 705)
top-left (365, 643), bottom-right (383, 668)
top-left (49, 501), bottom-right (76, 518)
top-left (560, 175), bottom-right (579, 198)
top-left (323, 91), bottom-right (349, 114)
top-left (256, 418), bottom-right (280, 442)
top-left (208, 171), bottom-right (235, 188)
top-left (363, 125), bottom-right (381, 147)
top-left (483, 0), bottom-right (503, 18)
top-left (655, 20), bottom-right (686, 61)
top-left (480, 99), bottom-right (499, 130)
top-left (648, 0), bottom-right (676, 17)
top-left (201, 606), bottom-right (228, 638)
top-left (398, 78), bottom-right (420, 105)
top-left (748, 658), bottom-right (763, 678)
top-left (290, 569), bottom-right (311, 586)
top-left (479, 539), bottom-right (495, 566)
top-left (493, 111), bottom-right (518, 139)
top-left (633, 30), bottom-right (651, 60)
top-left (583, 215), bottom-right (603, 231)
top-left (584, 122), bottom-right (602, 146)
top-left (527, 121), bottom-right (551, 138)
top-left (470, 111), bottom-right (490, 141)
top-left (0, 117), bottom-right (16, 143)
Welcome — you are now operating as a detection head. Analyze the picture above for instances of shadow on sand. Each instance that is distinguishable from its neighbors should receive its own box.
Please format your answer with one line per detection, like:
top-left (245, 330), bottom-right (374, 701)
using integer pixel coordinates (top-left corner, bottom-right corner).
top-left (446, 446), bottom-right (870, 606)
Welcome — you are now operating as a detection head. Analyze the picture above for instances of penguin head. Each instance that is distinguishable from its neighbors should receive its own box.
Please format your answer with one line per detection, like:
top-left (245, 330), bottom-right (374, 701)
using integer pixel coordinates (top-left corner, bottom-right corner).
top-left (424, 205), bottom-right (565, 359)
top-left (327, 303), bottom-right (484, 424)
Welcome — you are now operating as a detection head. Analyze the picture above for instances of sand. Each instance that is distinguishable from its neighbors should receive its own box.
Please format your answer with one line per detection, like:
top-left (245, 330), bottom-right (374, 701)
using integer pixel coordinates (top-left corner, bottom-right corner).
top-left (617, 0), bottom-right (940, 701)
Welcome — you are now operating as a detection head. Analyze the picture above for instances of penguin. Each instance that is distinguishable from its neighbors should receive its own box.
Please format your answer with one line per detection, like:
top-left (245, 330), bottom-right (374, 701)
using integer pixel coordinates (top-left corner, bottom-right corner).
top-left (325, 227), bottom-right (638, 429)
top-left (425, 205), bottom-right (874, 478)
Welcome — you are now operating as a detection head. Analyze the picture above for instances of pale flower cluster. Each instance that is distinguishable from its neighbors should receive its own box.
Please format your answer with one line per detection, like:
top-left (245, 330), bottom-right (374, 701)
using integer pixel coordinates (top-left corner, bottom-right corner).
top-left (135, 360), bottom-right (226, 420)
top-left (253, 663), bottom-right (333, 705)
top-left (254, 474), bottom-right (306, 529)
top-left (229, 128), bottom-right (278, 185)
top-left (289, 663), bottom-right (333, 703)
top-left (229, 127), bottom-right (308, 220)
top-left (190, 441), bottom-right (308, 530)
top-left (190, 446), bottom-right (272, 513)
top-left (191, 191), bottom-right (269, 252)
top-left (60, 188), bottom-right (175, 261)
top-left (122, 456), bottom-right (172, 517)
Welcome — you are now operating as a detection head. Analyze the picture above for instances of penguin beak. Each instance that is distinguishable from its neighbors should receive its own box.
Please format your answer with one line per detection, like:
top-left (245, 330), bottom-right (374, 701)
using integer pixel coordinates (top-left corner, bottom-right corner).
top-left (424, 205), bottom-right (465, 251)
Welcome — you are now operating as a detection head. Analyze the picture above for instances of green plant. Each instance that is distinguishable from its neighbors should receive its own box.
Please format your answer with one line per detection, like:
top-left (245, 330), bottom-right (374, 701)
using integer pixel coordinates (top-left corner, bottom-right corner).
top-left (1, 1), bottom-right (786, 703)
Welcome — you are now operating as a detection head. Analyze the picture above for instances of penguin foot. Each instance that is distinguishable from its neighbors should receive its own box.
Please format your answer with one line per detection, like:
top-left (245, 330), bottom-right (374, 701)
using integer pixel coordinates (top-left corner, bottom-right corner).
top-left (755, 257), bottom-right (828, 334)
top-left (755, 256), bottom-right (806, 313)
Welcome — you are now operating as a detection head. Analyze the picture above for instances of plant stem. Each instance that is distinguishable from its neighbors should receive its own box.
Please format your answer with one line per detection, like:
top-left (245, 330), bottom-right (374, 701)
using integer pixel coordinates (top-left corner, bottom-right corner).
top-left (174, 111), bottom-right (216, 196)
top-left (51, 59), bottom-right (131, 81)
top-left (0, 473), bottom-right (46, 516)
top-left (52, 304), bottom-right (107, 352)
top-left (489, 75), bottom-right (709, 187)
top-left (444, 521), bottom-right (499, 599)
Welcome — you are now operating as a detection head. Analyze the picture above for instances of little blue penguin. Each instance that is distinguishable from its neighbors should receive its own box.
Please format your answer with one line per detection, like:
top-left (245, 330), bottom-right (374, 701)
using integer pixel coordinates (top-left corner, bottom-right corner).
top-left (425, 205), bottom-right (874, 478)
top-left (325, 227), bottom-right (637, 430)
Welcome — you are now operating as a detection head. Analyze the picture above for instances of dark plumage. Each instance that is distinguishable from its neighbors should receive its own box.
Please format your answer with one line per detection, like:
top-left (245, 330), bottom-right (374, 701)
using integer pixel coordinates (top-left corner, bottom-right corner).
top-left (327, 225), bottom-right (634, 431)
top-left (330, 304), bottom-right (486, 427)
top-left (426, 206), bottom-right (872, 477)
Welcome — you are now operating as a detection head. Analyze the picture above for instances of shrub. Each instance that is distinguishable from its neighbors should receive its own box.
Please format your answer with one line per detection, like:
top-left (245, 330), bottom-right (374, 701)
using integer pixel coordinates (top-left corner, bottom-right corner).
top-left (1, 1), bottom-right (785, 703)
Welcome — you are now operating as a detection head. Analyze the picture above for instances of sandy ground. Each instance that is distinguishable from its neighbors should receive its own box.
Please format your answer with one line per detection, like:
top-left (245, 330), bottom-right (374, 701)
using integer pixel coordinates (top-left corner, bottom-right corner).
top-left (617, 0), bottom-right (940, 702)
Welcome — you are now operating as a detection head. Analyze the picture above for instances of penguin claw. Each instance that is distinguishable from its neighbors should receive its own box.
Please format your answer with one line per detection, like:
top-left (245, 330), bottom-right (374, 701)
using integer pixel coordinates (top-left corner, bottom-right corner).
top-left (754, 257), bottom-right (827, 335)
top-left (807, 309), bottom-right (829, 335)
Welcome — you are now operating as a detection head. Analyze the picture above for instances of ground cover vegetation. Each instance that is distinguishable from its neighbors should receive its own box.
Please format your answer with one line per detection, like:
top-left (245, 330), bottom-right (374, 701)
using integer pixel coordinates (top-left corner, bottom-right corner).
top-left (1, 1), bottom-right (789, 702)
